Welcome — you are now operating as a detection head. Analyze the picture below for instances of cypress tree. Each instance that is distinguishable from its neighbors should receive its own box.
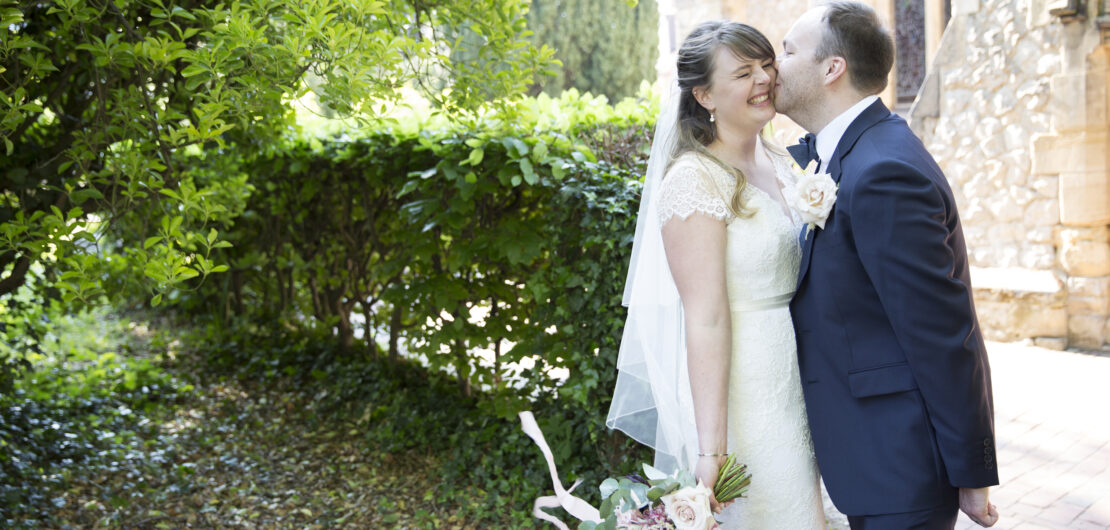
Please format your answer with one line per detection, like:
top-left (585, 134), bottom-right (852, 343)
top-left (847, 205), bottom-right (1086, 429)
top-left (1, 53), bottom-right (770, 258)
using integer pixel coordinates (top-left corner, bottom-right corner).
top-left (528, 0), bottom-right (659, 101)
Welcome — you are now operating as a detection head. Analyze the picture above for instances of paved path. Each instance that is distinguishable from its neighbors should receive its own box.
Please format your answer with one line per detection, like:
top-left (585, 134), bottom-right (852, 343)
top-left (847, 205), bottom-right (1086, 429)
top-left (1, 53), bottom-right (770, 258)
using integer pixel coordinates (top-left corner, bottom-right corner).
top-left (820, 341), bottom-right (1110, 529)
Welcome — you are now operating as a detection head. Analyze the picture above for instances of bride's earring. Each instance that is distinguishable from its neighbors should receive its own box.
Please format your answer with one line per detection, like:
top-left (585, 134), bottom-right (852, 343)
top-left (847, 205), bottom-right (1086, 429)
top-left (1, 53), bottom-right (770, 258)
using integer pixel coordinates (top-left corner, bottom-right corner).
top-left (709, 111), bottom-right (716, 123)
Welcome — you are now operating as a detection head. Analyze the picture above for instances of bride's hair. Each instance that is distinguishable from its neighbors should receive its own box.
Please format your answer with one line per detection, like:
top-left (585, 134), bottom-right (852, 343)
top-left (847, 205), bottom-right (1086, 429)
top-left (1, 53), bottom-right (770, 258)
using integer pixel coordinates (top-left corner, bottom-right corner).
top-left (673, 20), bottom-right (785, 218)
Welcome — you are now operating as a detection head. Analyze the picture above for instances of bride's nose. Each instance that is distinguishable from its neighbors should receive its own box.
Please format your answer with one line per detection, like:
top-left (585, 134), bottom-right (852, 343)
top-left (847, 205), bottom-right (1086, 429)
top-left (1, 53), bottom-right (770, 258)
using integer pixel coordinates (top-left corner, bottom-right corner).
top-left (754, 68), bottom-right (771, 85)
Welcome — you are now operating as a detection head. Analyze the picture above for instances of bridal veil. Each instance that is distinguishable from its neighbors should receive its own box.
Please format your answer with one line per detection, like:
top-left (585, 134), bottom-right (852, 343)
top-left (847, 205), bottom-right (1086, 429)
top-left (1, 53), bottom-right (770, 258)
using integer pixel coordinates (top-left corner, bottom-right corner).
top-left (606, 85), bottom-right (700, 474)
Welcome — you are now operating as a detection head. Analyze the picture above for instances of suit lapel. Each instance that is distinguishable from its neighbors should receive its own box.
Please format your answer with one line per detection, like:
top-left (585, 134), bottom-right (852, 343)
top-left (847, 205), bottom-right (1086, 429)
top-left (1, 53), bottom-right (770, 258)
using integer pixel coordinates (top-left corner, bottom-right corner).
top-left (795, 100), bottom-right (892, 289)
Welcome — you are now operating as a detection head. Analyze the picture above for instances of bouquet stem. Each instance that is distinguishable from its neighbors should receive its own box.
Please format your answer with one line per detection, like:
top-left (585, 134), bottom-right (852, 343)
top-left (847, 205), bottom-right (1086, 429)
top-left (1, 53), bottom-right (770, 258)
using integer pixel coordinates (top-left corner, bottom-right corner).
top-left (713, 454), bottom-right (751, 504)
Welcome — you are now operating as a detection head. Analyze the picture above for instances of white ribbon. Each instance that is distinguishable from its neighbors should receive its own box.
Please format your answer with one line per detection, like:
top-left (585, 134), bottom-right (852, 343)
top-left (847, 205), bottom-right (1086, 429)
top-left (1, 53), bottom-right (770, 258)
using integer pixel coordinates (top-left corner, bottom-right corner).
top-left (519, 411), bottom-right (603, 529)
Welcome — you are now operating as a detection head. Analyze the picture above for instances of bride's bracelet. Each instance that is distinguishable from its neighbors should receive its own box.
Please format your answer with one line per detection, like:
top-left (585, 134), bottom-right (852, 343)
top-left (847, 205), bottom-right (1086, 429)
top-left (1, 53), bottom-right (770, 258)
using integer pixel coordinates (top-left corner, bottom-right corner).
top-left (698, 452), bottom-right (727, 457)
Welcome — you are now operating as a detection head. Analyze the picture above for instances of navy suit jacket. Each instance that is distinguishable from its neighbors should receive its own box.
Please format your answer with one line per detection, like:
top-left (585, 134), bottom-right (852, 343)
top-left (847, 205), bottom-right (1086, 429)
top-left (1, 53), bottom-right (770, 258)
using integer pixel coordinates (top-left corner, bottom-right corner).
top-left (789, 100), bottom-right (999, 516)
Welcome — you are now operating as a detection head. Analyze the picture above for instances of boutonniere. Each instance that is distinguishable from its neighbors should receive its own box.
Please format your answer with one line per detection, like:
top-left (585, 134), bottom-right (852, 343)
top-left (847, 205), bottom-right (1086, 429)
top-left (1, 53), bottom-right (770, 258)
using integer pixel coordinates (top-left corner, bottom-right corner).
top-left (784, 160), bottom-right (838, 239)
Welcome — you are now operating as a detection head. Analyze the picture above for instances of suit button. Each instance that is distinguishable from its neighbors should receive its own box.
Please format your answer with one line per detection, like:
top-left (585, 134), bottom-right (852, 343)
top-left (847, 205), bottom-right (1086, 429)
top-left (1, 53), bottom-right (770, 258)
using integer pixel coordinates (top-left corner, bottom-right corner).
top-left (985, 462), bottom-right (994, 470)
top-left (983, 439), bottom-right (991, 447)
top-left (985, 454), bottom-right (994, 463)
top-left (985, 446), bottom-right (994, 454)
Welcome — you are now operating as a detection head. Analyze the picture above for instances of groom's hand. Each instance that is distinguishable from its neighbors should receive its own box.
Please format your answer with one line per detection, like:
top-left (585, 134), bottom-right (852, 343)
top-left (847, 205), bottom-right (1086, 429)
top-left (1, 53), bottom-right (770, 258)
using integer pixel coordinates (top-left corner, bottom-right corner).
top-left (959, 487), bottom-right (999, 527)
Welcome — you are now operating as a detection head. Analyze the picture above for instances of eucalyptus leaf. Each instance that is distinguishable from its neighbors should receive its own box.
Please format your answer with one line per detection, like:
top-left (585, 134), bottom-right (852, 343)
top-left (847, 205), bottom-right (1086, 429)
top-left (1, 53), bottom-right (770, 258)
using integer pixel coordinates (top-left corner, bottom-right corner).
top-left (642, 463), bottom-right (667, 481)
top-left (599, 477), bottom-right (619, 499)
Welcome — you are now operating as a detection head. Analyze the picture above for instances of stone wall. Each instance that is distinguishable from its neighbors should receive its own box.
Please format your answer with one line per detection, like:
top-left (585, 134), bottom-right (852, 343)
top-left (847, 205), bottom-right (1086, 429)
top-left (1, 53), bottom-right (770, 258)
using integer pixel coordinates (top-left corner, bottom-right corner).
top-left (911, 2), bottom-right (1062, 271)
top-left (910, 0), bottom-right (1110, 349)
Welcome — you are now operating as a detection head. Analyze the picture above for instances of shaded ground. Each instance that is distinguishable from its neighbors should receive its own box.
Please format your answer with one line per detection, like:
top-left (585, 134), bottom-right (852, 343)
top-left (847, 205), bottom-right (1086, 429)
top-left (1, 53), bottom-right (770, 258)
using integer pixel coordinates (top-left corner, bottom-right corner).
top-left (53, 380), bottom-right (454, 528)
top-left (2, 313), bottom-right (489, 529)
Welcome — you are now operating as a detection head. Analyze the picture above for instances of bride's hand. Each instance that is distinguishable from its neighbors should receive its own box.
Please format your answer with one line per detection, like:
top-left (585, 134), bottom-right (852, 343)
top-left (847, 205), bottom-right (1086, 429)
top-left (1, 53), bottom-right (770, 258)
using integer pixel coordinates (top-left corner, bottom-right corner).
top-left (695, 454), bottom-right (727, 513)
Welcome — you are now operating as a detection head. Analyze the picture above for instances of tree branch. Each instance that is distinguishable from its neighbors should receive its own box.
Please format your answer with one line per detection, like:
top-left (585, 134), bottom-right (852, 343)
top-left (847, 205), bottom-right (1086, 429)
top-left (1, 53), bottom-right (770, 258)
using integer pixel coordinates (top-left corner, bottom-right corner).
top-left (0, 255), bottom-right (31, 297)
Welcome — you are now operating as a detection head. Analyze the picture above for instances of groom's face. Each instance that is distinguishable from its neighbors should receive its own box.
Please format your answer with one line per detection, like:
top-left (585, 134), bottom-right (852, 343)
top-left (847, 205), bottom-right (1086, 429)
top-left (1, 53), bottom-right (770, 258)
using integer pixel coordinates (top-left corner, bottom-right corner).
top-left (774, 8), bottom-right (826, 119)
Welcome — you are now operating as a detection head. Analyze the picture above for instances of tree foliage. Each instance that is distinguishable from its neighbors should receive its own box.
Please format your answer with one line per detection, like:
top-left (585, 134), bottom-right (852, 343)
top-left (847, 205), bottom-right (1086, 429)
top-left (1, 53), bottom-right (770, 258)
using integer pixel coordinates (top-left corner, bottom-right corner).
top-left (527, 0), bottom-right (658, 101)
top-left (0, 0), bottom-right (555, 381)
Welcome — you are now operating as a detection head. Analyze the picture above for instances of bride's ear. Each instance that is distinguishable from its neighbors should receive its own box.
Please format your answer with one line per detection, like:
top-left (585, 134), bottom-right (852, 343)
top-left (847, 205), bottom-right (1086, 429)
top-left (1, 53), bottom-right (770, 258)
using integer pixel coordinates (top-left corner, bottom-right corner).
top-left (692, 86), bottom-right (715, 114)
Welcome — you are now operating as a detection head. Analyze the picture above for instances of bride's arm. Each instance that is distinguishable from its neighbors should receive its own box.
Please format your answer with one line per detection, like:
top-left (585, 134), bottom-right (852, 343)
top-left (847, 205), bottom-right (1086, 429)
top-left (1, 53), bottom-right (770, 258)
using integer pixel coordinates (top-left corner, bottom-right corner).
top-left (661, 212), bottom-right (730, 508)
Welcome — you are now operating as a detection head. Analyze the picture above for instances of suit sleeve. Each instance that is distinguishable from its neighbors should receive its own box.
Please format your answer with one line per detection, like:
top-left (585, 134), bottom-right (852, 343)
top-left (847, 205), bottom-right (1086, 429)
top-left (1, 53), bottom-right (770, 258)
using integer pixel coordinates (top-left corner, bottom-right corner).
top-left (847, 159), bottom-right (999, 489)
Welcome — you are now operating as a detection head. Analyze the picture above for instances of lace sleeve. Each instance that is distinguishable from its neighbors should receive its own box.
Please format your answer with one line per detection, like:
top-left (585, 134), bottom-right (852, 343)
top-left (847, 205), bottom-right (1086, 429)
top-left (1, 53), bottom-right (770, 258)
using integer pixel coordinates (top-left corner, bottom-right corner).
top-left (656, 160), bottom-right (732, 224)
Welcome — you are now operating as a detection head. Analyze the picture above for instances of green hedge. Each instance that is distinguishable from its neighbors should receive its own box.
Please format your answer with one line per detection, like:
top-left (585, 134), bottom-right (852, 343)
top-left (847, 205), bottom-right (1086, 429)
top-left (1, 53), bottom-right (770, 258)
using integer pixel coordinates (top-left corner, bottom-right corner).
top-left (188, 91), bottom-right (653, 410)
top-left (170, 91), bottom-right (660, 523)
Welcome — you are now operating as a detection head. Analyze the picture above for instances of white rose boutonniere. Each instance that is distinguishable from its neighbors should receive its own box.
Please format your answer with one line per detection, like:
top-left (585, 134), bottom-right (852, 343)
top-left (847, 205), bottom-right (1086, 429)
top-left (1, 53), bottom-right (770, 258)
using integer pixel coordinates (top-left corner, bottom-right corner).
top-left (661, 481), bottom-right (718, 530)
top-left (785, 160), bottom-right (838, 238)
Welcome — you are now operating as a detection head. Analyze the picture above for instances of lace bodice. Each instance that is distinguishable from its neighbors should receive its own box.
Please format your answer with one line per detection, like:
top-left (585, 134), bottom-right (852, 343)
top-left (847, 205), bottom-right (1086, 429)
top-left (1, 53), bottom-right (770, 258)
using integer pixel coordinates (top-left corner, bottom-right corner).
top-left (656, 148), bottom-right (803, 305)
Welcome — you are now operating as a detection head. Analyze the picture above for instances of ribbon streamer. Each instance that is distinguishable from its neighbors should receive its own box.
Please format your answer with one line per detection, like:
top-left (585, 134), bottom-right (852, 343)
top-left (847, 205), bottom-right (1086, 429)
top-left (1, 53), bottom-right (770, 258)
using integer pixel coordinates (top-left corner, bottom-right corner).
top-left (520, 411), bottom-right (603, 528)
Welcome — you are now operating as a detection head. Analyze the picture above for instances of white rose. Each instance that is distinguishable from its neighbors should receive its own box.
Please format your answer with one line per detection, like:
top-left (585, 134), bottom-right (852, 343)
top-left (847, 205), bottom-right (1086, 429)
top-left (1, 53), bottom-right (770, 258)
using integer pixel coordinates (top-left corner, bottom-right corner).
top-left (661, 482), bottom-right (715, 530)
top-left (785, 161), bottom-right (838, 234)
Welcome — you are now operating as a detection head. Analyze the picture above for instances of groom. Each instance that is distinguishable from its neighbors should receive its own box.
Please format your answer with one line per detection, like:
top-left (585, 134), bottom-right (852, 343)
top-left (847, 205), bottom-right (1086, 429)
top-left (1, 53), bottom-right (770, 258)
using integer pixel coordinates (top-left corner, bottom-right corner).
top-left (777, 2), bottom-right (999, 528)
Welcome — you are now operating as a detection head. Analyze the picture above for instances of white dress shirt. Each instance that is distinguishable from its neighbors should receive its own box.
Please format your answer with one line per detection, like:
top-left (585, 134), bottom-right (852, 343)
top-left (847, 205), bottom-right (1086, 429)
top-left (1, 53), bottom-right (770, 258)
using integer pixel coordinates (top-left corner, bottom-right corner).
top-left (815, 95), bottom-right (880, 171)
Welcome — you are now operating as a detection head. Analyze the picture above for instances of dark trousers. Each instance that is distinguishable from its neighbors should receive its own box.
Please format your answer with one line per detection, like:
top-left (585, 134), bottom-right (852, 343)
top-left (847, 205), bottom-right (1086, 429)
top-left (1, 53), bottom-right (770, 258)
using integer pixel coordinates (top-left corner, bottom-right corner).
top-left (847, 489), bottom-right (959, 530)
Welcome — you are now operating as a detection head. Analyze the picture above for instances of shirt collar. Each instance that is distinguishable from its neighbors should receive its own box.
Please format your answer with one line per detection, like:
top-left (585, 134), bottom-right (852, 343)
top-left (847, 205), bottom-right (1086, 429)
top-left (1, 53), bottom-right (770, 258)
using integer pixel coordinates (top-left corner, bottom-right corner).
top-left (815, 95), bottom-right (879, 168)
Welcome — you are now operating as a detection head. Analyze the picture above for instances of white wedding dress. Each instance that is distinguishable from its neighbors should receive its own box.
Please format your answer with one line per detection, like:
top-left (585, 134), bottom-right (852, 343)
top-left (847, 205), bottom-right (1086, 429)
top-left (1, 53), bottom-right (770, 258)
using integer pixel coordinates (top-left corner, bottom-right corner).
top-left (655, 146), bottom-right (826, 529)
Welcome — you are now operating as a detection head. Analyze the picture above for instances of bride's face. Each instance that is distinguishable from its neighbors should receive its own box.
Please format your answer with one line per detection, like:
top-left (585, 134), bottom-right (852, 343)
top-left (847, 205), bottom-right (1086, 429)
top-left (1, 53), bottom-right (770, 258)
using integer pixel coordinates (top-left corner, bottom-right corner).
top-left (700, 47), bottom-right (777, 132)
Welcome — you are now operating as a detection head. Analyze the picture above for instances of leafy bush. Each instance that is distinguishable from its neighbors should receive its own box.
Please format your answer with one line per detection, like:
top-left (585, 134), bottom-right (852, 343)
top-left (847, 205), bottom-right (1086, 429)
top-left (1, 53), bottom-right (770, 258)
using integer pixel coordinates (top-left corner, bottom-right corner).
top-left (166, 88), bottom-right (660, 524)
top-left (181, 88), bottom-right (655, 408)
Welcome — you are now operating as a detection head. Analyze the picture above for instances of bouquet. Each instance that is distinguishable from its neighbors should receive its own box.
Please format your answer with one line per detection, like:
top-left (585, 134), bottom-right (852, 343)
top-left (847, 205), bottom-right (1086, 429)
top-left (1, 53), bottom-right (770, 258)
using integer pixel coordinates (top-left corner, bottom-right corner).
top-left (588, 455), bottom-right (751, 530)
top-left (520, 412), bottom-right (751, 530)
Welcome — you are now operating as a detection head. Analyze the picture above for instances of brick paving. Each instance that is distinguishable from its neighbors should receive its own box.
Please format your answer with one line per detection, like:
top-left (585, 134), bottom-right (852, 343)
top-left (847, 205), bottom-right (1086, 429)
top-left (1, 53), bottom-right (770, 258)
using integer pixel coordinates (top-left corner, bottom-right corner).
top-left (822, 341), bottom-right (1110, 529)
top-left (956, 341), bottom-right (1110, 529)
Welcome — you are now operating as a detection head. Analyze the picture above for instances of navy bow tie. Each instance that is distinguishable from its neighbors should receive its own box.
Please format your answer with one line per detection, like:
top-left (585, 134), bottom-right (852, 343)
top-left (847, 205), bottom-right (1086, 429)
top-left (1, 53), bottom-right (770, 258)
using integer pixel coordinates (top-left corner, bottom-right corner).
top-left (787, 133), bottom-right (821, 169)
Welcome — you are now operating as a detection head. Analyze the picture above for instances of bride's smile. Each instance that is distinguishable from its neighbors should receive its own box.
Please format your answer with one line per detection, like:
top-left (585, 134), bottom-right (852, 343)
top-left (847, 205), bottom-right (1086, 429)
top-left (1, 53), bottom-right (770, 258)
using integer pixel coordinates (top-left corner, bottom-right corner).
top-left (747, 93), bottom-right (771, 106)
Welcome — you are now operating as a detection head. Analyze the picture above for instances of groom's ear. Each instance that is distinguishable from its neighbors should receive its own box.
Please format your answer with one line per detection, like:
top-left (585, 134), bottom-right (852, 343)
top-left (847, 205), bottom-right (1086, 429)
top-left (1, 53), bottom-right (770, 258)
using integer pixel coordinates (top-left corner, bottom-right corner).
top-left (823, 57), bottom-right (848, 86)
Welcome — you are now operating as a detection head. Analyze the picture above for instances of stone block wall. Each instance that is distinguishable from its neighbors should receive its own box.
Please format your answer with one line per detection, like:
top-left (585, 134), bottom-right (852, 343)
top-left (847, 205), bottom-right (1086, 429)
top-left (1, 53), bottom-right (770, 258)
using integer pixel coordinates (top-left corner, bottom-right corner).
top-left (911, 0), bottom-right (1110, 349)
top-left (911, 2), bottom-right (1062, 272)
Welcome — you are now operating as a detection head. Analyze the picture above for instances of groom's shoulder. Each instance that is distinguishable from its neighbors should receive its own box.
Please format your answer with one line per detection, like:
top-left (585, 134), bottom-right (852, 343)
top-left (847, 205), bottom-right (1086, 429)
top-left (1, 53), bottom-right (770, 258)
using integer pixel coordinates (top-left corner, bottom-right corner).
top-left (847, 120), bottom-right (946, 185)
top-left (854, 114), bottom-right (929, 157)
top-left (865, 111), bottom-right (915, 140)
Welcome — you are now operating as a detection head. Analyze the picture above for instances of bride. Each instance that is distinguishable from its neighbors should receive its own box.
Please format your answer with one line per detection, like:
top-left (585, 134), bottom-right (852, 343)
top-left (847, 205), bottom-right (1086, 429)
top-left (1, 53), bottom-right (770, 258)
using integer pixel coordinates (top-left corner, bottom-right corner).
top-left (607, 21), bottom-right (826, 528)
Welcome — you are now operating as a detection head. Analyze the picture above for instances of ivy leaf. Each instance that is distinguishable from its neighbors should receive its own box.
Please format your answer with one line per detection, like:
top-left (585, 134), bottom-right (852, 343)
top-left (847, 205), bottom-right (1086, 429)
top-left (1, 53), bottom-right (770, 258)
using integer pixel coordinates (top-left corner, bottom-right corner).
top-left (501, 137), bottom-right (529, 158)
top-left (520, 158), bottom-right (536, 185)
top-left (465, 147), bottom-right (484, 166)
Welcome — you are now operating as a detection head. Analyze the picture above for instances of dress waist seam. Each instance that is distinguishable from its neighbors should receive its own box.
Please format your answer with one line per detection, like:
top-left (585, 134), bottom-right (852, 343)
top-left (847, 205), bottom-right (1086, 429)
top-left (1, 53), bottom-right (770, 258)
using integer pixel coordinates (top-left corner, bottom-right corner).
top-left (730, 292), bottom-right (795, 313)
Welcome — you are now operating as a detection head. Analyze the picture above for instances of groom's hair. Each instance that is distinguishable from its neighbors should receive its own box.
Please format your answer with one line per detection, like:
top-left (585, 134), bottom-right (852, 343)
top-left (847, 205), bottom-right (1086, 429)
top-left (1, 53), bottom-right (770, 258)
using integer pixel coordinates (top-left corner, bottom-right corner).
top-left (815, 1), bottom-right (894, 94)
